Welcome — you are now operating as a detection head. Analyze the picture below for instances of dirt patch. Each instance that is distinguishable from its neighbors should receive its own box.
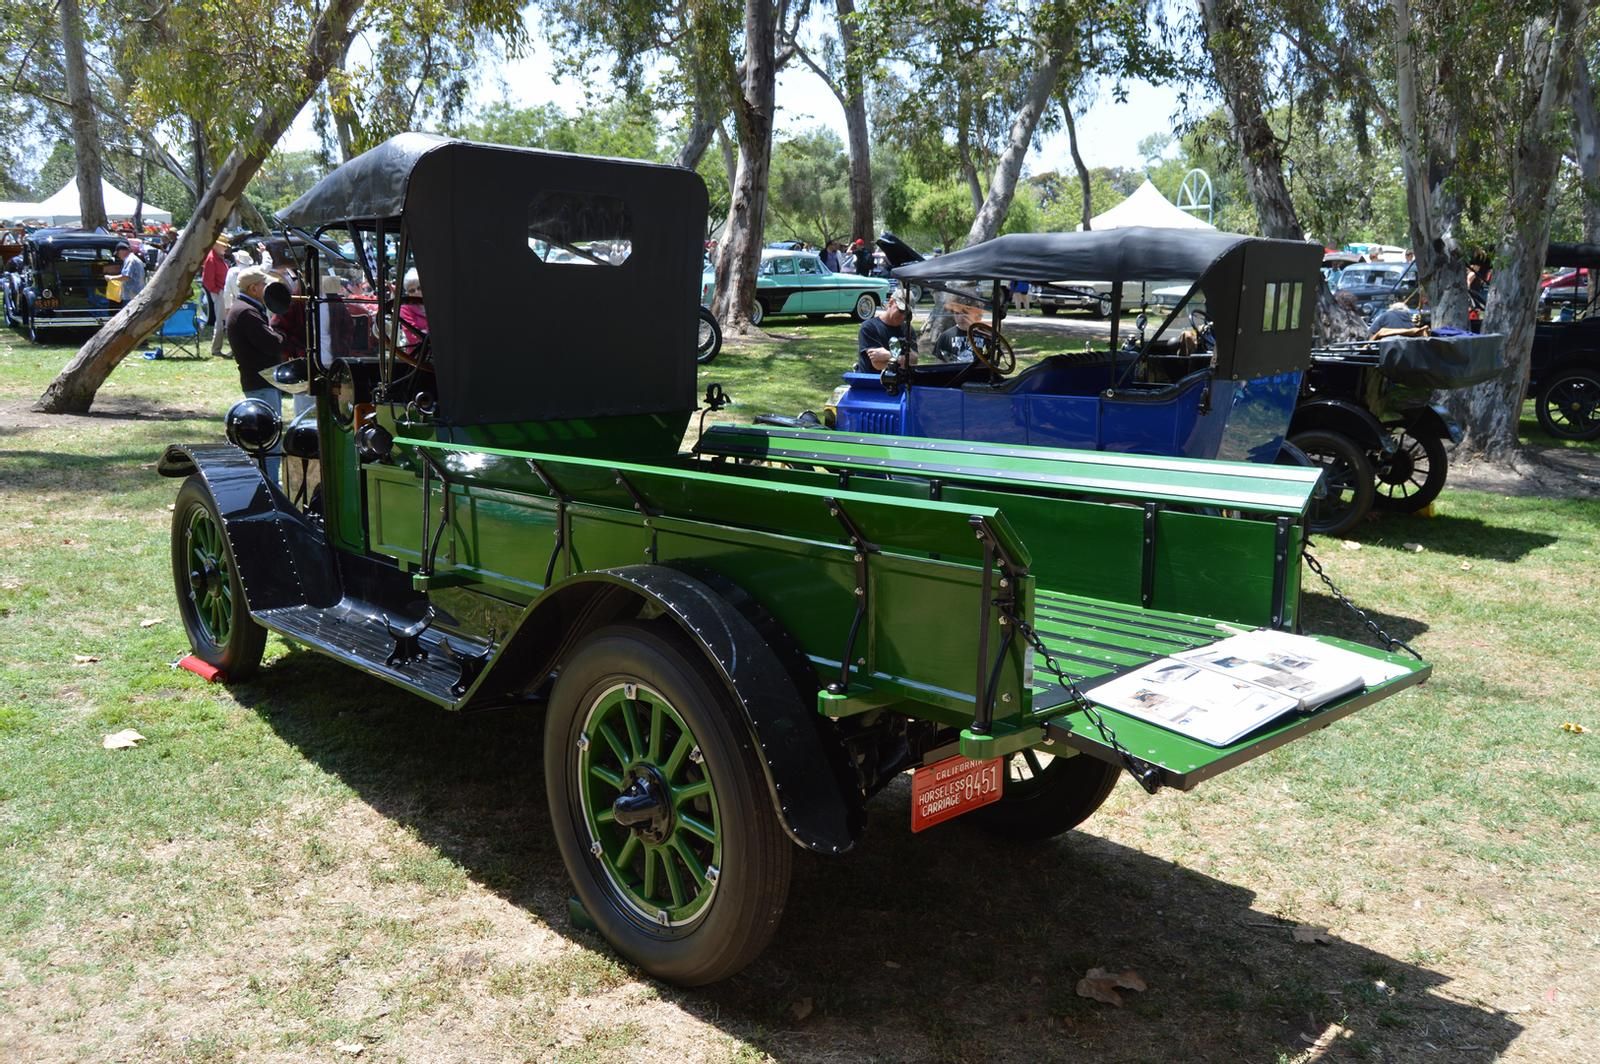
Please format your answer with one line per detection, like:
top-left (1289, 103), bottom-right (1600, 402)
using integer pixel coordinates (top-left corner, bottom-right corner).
top-left (0, 394), bottom-right (220, 433)
top-left (1445, 444), bottom-right (1600, 498)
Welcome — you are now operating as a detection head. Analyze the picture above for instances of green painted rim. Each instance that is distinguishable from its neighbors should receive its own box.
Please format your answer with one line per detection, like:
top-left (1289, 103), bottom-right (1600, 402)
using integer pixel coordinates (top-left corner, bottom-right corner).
top-left (184, 506), bottom-right (233, 647)
top-left (578, 682), bottom-right (722, 930)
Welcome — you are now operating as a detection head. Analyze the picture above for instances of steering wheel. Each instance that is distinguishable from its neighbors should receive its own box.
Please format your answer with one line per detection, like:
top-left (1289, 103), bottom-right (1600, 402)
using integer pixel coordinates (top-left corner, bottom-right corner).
top-left (967, 322), bottom-right (1016, 375)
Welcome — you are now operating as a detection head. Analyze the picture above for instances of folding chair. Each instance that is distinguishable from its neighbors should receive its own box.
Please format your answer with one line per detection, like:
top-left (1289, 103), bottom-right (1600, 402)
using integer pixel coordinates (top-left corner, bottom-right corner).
top-left (146, 302), bottom-right (202, 360)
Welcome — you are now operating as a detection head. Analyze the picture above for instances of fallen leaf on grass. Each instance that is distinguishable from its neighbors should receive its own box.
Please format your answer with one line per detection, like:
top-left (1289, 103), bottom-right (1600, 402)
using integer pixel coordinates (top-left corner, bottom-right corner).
top-left (1402, 542), bottom-right (1424, 553)
top-left (1340, 540), bottom-right (1362, 551)
top-left (1075, 967), bottom-right (1146, 1007)
top-left (1459, 561), bottom-right (1472, 571)
top-left (1293, 924), bottom-right (1333, 945)
top-left (335, 1044), bottom-right (365, 1057)
top-left (1560, 722), bottom-right (1587, 734)
top-left (72, 654), bottom-right (100, 666)
top-left (138, 617), bottom-right (164, 628)
top-left (789, 996), bottom-right (814, 1021)
top-left (102, 729), bottom-right (146, 750)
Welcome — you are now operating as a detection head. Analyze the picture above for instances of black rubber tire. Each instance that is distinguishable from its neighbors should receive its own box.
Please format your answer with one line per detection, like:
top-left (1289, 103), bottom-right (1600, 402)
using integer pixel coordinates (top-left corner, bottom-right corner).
top-left (545, 622), bottom-right (793, 986)
top-left (1040, 304), bottom-right (1058, 317)
top-left (170, 475), bottom-right (267, 681)
top-left (748, 300), bottom-right (765, 327)
top-left (25, 303), bottom-right (40, 343)
top-left (695, 306), bottom-right (721, 365)
top-left (853, 293), bottom-right (878, 321)
top-left (1291, 429), bottom-right (1375, 537)
top-left (1534, 367), bottom-right (1600, 441)
top-left (1372, 429), bottom-right (1448, 513)
top-left (971, 750), bottom-right (1120, 841)
top-left (1096, 294), bottom-right (1114, 318)
top-left (2, 284), bottom-right (14, 327)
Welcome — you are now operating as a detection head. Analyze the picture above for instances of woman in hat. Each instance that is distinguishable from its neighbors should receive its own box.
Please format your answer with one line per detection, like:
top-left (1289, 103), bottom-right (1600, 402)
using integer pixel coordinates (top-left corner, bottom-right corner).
top-left (203, 235), bottom-right (232, 349)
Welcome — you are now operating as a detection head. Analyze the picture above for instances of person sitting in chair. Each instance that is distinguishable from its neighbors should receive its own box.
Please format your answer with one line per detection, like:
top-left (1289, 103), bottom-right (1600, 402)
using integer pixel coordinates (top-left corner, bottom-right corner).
top-left (856, 290), bottom-right (916, 372)
top-left (932, 297), bottom-right (987, 362)
top-left (399, 268), bottom-right (429, 352)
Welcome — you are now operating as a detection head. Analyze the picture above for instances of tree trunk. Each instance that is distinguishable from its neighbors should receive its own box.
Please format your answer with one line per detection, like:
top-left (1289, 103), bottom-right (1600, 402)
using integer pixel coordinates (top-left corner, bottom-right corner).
top-left (191, 117), bottom-right (210, 207)
top-left (1196, 0), bottom-right (1300, 239)
top-left (673, 89), bottom-right (719, 170)
top-left (1443, 0), bottom-right (1586, 460)
top-left (965, 33), bottom-right (1066, 246)
top-left (133, 153), bottom-right (145, 230)
top-left (1390, 0), bottom-right (1471, 330)
top-left (1063, 98), bottom-right (1092, 231)
top-left (34, 0), bottom-right (367, 414)
top-left (1573, 51), bottom-right (1600, 246)
top-left (59, 0), bottom-right (107, 230)
top-left (834, 0), bottom-right (874, 242)
top-left (711, 0), bottom-right (777, 336)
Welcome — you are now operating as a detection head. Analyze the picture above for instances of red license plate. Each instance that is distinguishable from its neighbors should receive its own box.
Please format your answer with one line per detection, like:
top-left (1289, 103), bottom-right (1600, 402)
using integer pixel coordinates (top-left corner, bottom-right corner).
top-left (910, 754), bottom-right (1003, 832)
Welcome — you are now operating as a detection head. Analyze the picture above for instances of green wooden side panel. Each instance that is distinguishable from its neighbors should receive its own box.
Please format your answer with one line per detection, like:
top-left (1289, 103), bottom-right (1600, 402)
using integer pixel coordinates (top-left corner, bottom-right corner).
top-left (1154, 509), bottom-right (1300, 628)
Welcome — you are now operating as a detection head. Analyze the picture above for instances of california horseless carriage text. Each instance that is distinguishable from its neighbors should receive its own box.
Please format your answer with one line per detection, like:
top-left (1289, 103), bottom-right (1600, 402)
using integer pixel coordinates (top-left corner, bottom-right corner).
top-left (162, 135), bottom-right (1429, 984)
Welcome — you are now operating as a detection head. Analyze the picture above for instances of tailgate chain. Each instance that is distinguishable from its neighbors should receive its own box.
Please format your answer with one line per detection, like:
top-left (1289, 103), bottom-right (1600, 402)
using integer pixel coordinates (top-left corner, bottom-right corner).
top-left (1302, 546), bottom-right (1423, 661)
top-left (1004, 606), bottom-right (1164, 794)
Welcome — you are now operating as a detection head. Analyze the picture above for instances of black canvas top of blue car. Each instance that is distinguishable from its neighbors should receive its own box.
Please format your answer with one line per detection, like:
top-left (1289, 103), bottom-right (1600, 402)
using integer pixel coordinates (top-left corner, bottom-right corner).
top-left (889, 227), bottom-right (1323, 382)
top-left (279, 133), bottom-right (706, 430)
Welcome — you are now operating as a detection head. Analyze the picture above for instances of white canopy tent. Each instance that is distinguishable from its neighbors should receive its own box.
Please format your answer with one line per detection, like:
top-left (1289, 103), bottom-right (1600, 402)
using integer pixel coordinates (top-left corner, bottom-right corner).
top-left (1084, 179), bottom-right (1216, 231)
top-left (24, 179), bottom-right (173, 226)
top-left (0, 199), bottom-right (46, 222)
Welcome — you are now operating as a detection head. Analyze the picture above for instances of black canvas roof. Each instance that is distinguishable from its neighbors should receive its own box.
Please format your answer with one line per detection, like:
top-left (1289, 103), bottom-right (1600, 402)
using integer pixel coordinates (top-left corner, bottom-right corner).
top-left (1546, 242), bottom-right (1600, 268)
top-left (893, 228), bottom-right (1274, 285)
top-left (277, 132), bottom-right (446, 227)
top-left (275, 134), bottom-right (710, 428)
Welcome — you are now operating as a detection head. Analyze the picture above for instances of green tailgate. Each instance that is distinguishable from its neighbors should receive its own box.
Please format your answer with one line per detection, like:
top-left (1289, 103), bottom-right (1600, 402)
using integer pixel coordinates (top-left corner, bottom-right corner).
top-left (1014, 588), bottom-right (1430, 789)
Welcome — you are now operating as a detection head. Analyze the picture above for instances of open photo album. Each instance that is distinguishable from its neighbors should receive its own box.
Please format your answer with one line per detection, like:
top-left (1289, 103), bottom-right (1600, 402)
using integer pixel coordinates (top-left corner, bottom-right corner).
top-left (1083, 629), bottom-right (1412, 747)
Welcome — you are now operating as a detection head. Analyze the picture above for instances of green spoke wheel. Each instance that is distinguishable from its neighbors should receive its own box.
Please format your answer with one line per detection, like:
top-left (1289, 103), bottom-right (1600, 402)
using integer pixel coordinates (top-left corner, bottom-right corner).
top-left (577, 681), bottom-right (724, 928)
top-left (546, 622), bottom-right (792, 986)
top-left (970, 748), bottom-right (1121, 841)
top-left (170, 475), bottom-right (266, 680)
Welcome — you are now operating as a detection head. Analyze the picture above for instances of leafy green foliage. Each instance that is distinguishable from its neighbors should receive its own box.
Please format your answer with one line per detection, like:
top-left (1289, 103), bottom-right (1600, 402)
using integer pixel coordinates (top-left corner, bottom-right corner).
top-left (455, 99), bottom-right (666, 160)
top-left (246, 150), bottom-right (329, 215)
top-left (767, 128), bottom-right (852, 245)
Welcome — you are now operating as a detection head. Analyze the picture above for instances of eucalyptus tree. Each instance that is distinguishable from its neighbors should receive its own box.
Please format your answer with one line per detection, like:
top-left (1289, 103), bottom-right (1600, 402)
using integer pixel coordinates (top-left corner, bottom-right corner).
top-left (874, 0), bottom-right (1171, 249)
top-left (780, 0), bottom-right (875, 241)
top-left (35, 0), bottom-right (526, 414)
top-left (1573, 48), bottom-right (1599, 245)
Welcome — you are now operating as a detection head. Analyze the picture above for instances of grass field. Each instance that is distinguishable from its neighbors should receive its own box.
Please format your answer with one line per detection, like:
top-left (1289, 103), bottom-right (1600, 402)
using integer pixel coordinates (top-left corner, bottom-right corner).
top-left (1, 322), bottom-right (1597, 1062)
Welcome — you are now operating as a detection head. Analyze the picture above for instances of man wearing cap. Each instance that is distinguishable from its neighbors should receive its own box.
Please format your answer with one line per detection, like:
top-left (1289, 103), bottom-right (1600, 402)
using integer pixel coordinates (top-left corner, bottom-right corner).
top-left (114, 242), bottom-right (146, 301)
top-left (227, 265), bottom-right (288, 481)
top-left (857, 290), bottom-right (917, 372)
top-left (201, 235), bottom-right (231, 345)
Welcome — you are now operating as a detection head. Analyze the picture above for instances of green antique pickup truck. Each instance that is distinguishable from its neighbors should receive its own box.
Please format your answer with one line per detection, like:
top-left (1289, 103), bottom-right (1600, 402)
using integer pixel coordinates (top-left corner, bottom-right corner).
top-left (161, 134), bottom-right (1428, 985)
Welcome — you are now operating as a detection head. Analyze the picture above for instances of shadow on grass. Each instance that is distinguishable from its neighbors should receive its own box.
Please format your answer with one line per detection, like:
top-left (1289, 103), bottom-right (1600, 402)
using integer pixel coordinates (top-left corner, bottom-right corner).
top-left (1353, 513), bottom-right (1559, 562)
top-left (235, 648), bottom-right (1519, 1062)
top-left (0, 448), bottom-right (200, 496)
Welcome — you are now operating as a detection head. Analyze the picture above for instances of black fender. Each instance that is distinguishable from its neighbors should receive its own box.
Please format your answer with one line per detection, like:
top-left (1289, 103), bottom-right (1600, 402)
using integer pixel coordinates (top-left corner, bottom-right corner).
top-left (1289, 398), bottom-right (1389, 453)
top-left (158, 443), bottom-right (340, 612)
top-left (487, 565), bottom-right (862, 855)
top-left (1400, 403), bottom-right (1460, 445)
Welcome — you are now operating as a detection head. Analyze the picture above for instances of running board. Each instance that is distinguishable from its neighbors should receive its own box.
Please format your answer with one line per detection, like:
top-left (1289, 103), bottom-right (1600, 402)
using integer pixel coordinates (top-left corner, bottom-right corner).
top-left (254, 599), bottom-right (493, 707)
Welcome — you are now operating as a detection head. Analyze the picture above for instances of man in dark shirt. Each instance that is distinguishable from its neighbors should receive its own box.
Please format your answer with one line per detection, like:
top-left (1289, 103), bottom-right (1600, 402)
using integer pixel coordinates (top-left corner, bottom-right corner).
top-left (227, 265), bottom-right (287, 482)
top-left (857, 291), bottom-right (916, 372)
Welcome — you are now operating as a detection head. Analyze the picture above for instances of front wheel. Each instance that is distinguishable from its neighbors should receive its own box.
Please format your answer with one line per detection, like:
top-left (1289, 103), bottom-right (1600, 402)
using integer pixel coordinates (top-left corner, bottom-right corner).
top-left (1040, 304), bottom-right (1059, 317)
top-left (853, 293), bottom-right (878, 321)
top-left (545, 622), bottom-right (792, 986)
top-left (1291, 429), bottom-right (1375, 537)
top-left (970, 750), bottom-right (1120, 841)
top-left (1096, 294), bottom-right (1114, 318)
top-left (695, 306), bottom-right (721, 365)
top-left (1534, 367), bottom-right (1600, 441)
top-left (170, 475), bottom-right (267, 680)
top-left (1372, 429), bottom-right (1448, 512)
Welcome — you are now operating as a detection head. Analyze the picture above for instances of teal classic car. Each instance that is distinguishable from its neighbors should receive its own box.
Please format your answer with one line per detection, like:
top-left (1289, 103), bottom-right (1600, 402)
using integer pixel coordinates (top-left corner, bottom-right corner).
top-left (701, 249), bottom-right (894, 325)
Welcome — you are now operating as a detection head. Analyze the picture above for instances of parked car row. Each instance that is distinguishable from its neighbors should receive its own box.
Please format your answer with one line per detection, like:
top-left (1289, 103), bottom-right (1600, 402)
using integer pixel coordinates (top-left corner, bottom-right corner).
top-left (2, 228), bottom-right (125, 341)
top-left (700, 248), bottom-right (893, 326)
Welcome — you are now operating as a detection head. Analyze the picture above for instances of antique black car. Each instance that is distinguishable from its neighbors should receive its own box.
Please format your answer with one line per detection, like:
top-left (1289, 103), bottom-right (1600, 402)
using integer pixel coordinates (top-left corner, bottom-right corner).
top-left (1528, 242), bottom-right (1600, 440)
top-left (159, 134), bottom-right (1429, 984)
top-left (1, 228), bottom-right (124, 341)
